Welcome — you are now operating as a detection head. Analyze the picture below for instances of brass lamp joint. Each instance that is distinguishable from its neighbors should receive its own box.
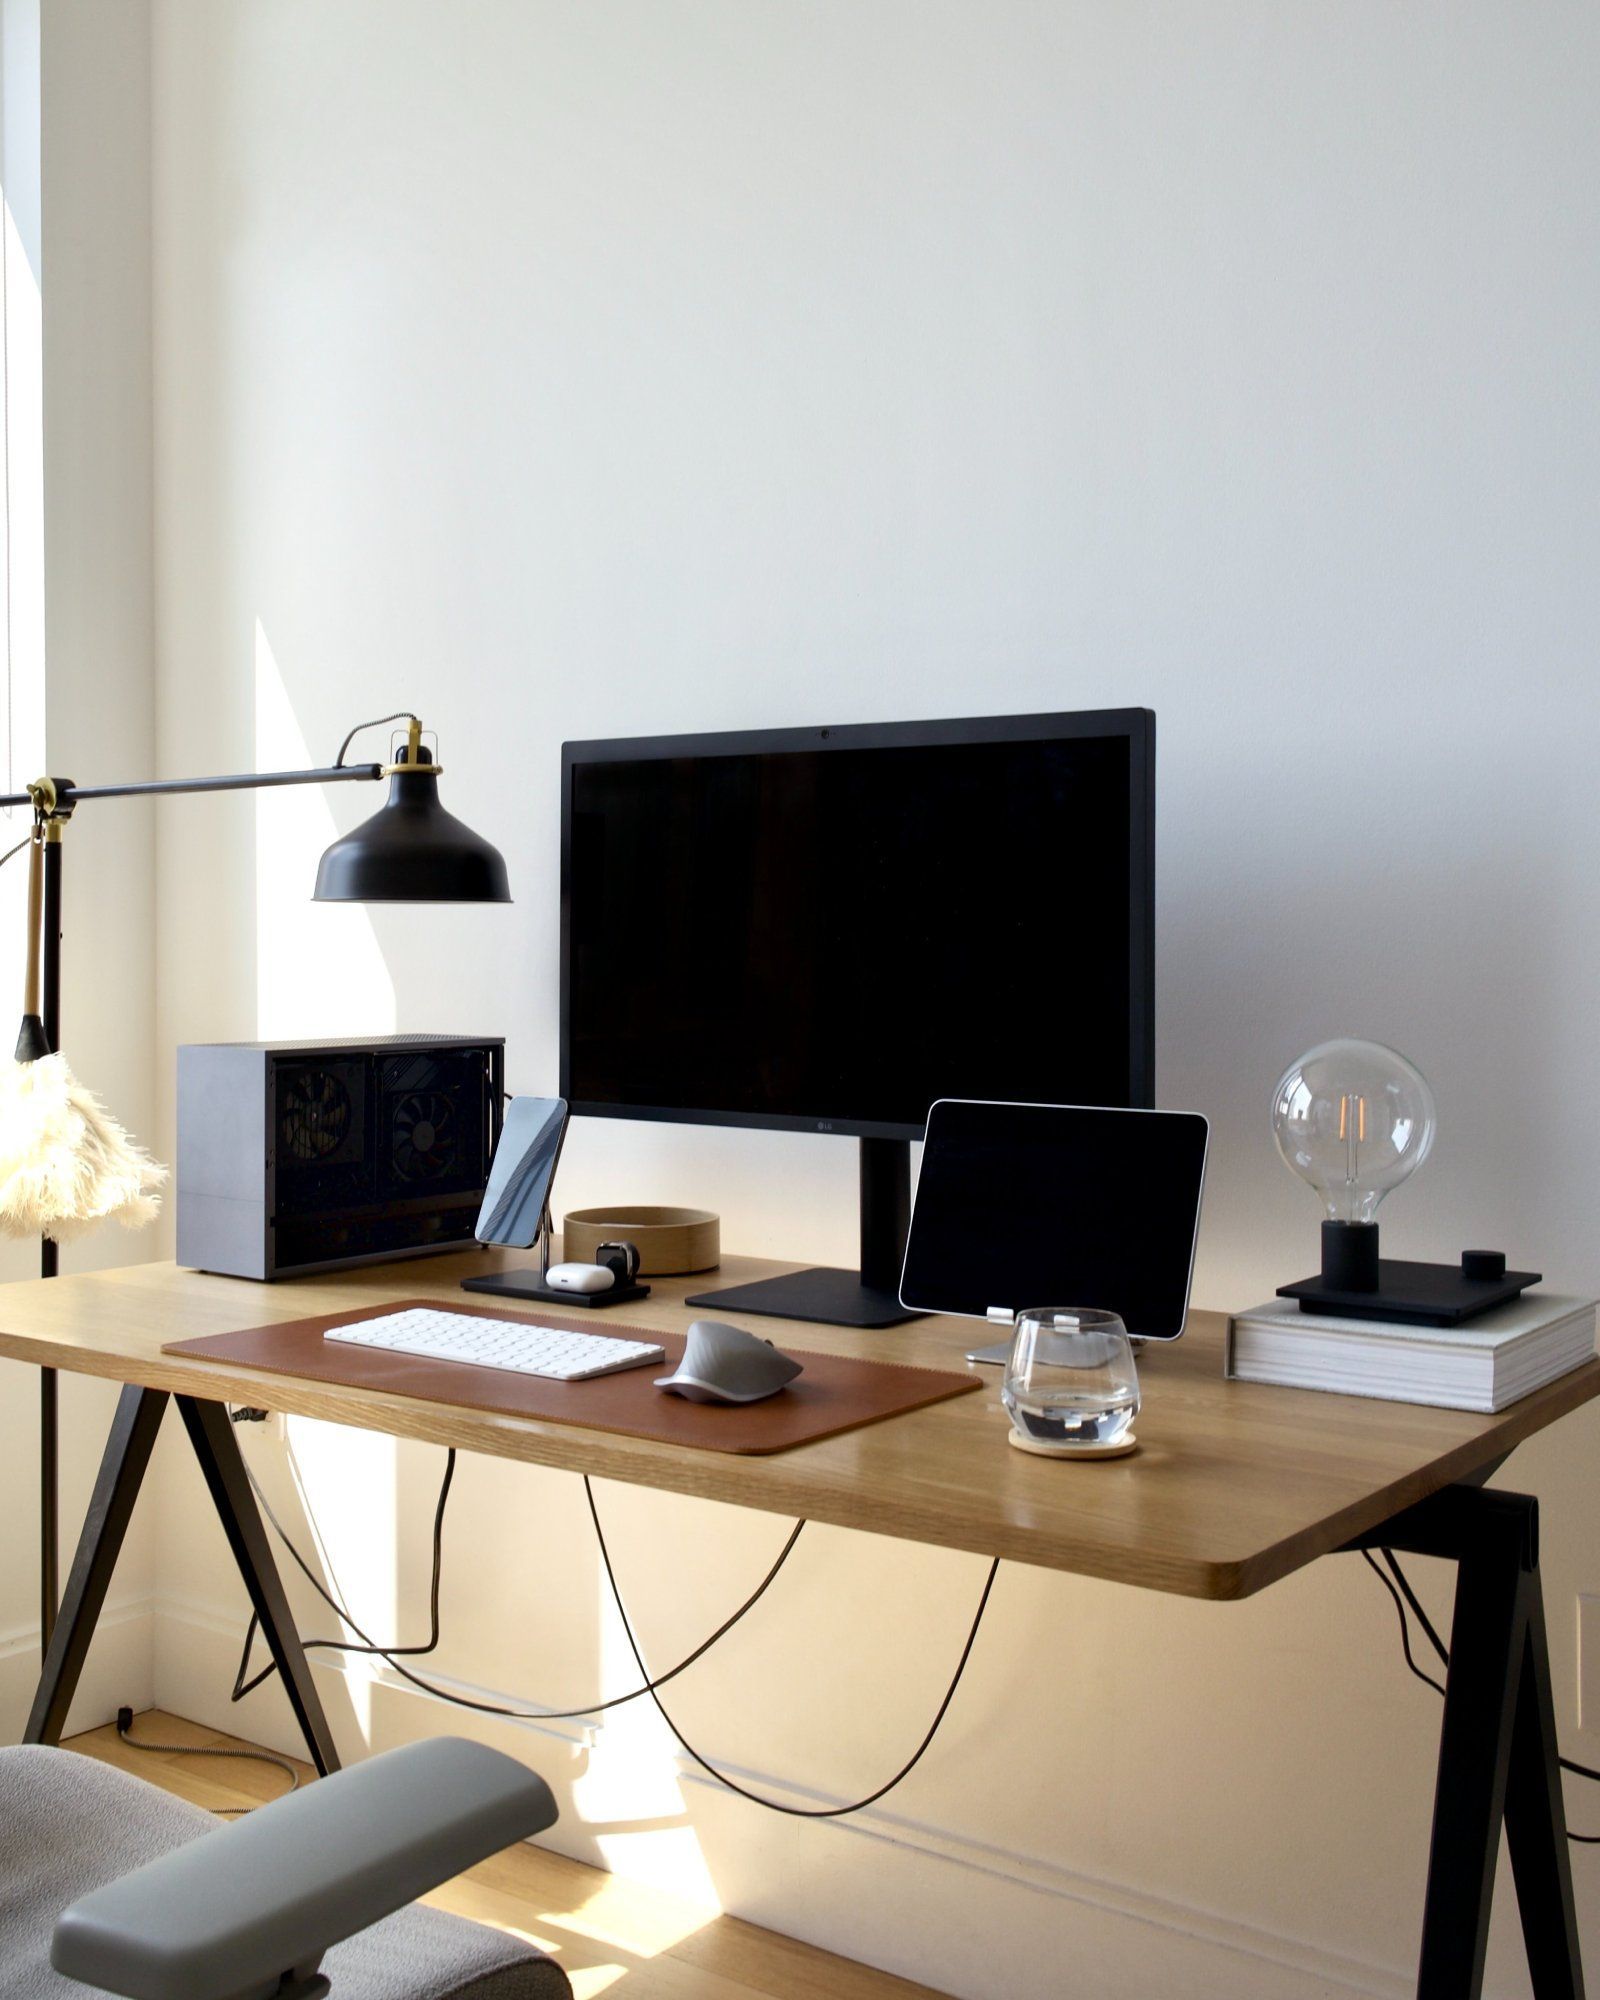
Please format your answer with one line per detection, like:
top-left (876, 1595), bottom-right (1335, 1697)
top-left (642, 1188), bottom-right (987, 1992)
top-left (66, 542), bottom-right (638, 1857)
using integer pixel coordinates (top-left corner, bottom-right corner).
top-left (26, 777), bottom-right (75, 823)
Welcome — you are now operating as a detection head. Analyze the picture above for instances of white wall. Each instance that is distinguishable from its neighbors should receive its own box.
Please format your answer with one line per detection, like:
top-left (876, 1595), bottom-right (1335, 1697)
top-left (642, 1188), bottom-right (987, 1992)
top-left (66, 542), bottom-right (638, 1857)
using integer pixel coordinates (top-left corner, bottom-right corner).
top-left (140, 5), bottom-right (1600, 1996)
top-left (0, 0), bottom-right (160, 1735)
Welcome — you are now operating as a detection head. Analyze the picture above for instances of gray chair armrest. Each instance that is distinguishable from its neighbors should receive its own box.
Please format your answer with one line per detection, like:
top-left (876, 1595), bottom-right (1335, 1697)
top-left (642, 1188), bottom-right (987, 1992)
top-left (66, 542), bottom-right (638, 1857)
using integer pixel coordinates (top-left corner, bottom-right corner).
top-left (51, 1737), bottom-right (558, 2000)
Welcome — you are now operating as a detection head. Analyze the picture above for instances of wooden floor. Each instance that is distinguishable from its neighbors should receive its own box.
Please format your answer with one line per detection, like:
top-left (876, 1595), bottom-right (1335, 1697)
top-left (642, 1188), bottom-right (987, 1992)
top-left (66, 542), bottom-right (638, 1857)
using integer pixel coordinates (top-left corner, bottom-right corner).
top-left (66, 1711), bottom-right (950, 2000)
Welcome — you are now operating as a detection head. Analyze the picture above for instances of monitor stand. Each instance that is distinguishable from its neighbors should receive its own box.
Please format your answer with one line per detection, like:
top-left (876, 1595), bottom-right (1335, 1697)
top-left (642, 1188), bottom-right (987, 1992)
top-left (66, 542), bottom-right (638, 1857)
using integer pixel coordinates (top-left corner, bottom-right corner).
top-left (686, 1138), bottom-right (925, 1329)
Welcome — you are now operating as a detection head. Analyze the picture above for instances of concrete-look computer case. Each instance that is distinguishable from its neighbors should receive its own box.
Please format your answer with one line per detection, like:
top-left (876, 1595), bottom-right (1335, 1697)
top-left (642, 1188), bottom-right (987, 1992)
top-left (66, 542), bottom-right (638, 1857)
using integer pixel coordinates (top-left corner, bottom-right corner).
top-left (177, 1037), bottom-right (505, 1279)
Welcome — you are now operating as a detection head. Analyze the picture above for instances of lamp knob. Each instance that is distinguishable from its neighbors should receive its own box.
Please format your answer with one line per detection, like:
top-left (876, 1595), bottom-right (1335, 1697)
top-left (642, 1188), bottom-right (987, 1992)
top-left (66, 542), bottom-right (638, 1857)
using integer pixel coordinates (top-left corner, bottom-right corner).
top-left (1461, 1249), bottom-right (1506, 1282)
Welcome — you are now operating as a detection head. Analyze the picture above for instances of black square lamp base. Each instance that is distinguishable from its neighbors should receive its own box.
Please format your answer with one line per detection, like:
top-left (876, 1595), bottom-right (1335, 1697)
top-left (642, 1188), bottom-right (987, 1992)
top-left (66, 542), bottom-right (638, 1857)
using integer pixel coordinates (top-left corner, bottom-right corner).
top-left (1278, 1223), bottom-right (1540, 1328)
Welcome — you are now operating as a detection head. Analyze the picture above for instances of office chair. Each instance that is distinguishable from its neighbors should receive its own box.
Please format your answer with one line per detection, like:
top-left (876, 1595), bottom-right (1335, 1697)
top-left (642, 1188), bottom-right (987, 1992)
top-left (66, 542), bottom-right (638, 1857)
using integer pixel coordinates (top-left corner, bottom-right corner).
top-left (0, 1736), bottom-right (571, 1998)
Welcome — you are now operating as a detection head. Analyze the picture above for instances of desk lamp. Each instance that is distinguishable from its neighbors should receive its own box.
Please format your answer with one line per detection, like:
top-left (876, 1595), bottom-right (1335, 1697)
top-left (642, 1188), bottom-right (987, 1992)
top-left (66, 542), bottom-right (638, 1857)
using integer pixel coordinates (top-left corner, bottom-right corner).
top-left (0, 712), bottom-right (510, 1646)
top-left (1271, 1037), bottom-right (1538, 1326)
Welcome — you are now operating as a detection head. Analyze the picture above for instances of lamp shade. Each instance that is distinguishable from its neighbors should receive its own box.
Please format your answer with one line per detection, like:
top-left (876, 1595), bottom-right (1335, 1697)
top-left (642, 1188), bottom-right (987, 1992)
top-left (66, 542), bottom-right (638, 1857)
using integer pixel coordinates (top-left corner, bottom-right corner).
top-left (314, 765), bottom-right (511, 903)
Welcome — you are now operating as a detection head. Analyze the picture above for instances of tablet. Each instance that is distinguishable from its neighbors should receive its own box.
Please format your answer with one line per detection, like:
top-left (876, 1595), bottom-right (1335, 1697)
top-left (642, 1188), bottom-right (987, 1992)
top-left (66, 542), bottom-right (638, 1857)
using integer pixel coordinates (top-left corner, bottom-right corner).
top-left (899, 1099), bottom-right (1209, 1340)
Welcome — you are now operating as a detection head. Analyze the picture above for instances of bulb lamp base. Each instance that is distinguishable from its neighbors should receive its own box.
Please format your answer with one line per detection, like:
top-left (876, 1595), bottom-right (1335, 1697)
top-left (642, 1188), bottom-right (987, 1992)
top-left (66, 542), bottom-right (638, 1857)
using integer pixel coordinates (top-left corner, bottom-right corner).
top-left (1321, 1220), bottom-right (1380, 1292)
top-left (1277, 1248), bottom-right (1542, 1328)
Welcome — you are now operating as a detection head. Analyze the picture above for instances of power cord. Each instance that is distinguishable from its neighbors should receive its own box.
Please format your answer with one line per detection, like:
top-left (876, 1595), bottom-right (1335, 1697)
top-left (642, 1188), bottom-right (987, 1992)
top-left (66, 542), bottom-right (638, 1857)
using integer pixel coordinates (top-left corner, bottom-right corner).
top-left (232, 1448), bottom-right (459, 1701)
top-left (115, 1707), bottom-right (299, 1816)
top-left (229, 1438), bottom-right (994, 1815)
top-left (1365, 1548), bottom-right (1600, 1844)
top-left (333, 711), bottom-right (418, 767)
top-left (231, 1448), bottom-right (806, 1722)
top-left (583, 1476), bottom-right (1001, 1818)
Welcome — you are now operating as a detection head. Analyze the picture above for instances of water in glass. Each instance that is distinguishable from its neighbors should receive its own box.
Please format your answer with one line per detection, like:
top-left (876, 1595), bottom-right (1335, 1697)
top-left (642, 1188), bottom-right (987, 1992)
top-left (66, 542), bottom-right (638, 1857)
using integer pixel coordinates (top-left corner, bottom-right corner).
top-left (1003, 1307), bottom-right (1140, 1451)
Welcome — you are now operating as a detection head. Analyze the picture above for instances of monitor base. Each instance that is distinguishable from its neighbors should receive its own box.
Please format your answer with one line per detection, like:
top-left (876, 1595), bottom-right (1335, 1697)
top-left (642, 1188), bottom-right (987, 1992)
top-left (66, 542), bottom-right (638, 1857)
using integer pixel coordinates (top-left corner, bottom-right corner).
top-left (686, 1267), bottom-right (923, 1329)
top-left (461, 1270), bottom-right (651, 1310)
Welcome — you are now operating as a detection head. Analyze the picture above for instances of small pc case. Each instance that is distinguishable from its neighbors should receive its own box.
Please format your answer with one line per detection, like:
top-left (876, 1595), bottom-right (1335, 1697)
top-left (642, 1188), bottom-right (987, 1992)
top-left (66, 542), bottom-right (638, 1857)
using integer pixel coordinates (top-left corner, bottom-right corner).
top-left (177, 1036), bottom-right (504, 1279)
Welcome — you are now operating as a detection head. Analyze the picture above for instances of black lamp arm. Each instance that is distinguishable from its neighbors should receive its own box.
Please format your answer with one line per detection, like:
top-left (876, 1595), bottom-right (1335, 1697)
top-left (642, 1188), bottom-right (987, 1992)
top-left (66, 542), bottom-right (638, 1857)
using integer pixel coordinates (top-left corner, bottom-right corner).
top-left (0, 764), bottom-right (382, 816)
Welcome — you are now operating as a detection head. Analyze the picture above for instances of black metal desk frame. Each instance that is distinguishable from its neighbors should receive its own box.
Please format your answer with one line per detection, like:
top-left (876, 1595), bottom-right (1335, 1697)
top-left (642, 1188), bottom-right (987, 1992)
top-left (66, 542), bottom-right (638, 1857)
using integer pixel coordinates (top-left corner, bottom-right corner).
top-left (24, 1384), bottom-right (1587, 2000)
top-left (25, 1386), bottom-right (338, 1777)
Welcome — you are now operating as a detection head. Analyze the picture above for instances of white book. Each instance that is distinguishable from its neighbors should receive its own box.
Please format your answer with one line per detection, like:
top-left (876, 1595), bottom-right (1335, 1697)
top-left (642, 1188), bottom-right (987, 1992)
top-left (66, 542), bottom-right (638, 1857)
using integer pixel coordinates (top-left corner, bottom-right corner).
top-left (1224, 1292), bottom-right (1597, 1412)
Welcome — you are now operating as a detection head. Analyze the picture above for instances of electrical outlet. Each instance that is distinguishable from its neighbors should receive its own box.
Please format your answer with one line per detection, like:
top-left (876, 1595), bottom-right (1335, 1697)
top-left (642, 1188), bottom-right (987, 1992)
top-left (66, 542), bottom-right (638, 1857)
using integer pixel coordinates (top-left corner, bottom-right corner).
top-left (1578, 1595), bottom-right (1600, 1737)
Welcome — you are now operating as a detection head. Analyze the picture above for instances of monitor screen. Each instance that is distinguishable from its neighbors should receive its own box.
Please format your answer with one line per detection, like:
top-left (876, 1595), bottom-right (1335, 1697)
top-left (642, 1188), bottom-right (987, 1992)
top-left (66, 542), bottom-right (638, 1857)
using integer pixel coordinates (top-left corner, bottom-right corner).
top-left (561, 710), bottom-right (1154, 1140)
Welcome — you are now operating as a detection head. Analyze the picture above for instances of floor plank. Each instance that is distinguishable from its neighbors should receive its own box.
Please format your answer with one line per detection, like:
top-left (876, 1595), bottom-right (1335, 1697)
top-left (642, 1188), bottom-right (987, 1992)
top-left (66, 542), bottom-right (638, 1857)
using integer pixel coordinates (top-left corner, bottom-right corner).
top-left (65, 1712), bottom-right (951, 2000)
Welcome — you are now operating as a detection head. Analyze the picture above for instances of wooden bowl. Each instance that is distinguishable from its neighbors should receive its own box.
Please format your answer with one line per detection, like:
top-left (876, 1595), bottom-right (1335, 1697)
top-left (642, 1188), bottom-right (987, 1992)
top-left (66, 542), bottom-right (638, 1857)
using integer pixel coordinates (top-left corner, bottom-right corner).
top-left (561, 1205), bottom-right (721, 1275)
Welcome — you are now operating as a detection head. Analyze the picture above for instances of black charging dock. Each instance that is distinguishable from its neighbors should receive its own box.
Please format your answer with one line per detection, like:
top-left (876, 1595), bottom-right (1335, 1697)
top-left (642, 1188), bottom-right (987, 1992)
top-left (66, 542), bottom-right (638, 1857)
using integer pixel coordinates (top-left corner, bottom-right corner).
top-left (460, 1269), bottom-right (650, 1309)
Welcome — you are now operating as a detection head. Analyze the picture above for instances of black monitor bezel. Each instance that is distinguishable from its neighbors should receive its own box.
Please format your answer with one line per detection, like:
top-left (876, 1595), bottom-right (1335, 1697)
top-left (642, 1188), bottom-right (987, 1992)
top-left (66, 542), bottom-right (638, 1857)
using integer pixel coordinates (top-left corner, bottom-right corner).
top-left (559, 707), bottom-right (1155, 1141)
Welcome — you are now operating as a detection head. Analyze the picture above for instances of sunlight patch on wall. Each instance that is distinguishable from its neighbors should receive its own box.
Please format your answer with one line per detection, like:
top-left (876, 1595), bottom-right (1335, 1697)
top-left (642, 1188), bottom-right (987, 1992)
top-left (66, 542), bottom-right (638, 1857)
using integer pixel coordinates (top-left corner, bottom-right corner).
top-left (575, 1577), bottom-right (720, 1911)
top-left (283, 1413), bottom-right (399, 1742)
top-left (253, 619), bottom-right (394, 1040)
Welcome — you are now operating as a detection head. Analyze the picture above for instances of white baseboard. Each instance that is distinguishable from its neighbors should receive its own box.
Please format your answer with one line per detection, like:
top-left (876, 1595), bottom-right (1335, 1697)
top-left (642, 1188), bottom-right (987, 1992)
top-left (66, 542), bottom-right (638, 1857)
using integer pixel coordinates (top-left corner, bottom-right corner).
top-left (148, 1595), bottom-right (1412, 2000)
top-left (0, 1595), bottom-right (156, 1745)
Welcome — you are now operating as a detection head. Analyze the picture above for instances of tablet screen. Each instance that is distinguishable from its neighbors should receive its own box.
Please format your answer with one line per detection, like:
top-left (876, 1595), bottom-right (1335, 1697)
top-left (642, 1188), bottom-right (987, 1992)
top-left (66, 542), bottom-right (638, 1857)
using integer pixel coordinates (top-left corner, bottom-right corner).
top-left (899, 1099), bottom-right (1209, 1338)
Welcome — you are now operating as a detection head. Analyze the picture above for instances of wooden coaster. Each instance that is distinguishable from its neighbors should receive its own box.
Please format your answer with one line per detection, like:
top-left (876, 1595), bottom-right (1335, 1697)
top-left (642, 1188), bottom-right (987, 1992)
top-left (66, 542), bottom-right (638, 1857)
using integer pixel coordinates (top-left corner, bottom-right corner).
top-left (1008, 1428), bottom-right (1138, 1461)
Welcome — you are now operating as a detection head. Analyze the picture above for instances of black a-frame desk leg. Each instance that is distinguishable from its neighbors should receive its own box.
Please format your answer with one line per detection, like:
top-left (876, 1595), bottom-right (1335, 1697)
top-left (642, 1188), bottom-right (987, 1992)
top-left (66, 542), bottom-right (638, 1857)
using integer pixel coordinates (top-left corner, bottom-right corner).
top-left (24, 1385), bottom-right (340, 1777)
top-left (24, 1385), bottom-right (167, 1750)
top-left (1351, 1484), bottom-right (1584, 2000)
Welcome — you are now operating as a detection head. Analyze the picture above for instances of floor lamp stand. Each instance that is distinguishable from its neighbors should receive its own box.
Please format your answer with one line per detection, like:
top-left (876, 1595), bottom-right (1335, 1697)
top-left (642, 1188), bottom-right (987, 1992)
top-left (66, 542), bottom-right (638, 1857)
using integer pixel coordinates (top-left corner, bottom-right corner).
top-left (39, 817), bottom-right (62, 1650)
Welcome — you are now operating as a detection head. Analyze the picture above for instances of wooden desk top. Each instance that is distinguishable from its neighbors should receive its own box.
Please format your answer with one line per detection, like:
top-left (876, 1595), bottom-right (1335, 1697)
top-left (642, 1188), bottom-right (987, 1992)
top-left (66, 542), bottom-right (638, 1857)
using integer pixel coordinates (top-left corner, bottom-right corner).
top-left (1, 1247), bottom-right (1594, 1601)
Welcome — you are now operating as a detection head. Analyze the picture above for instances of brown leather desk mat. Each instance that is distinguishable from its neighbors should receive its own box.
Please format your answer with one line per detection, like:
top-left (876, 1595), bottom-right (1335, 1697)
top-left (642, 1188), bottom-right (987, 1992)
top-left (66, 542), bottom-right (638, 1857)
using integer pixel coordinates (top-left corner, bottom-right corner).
top-left (163, 1299), bottom-right (980, 1455)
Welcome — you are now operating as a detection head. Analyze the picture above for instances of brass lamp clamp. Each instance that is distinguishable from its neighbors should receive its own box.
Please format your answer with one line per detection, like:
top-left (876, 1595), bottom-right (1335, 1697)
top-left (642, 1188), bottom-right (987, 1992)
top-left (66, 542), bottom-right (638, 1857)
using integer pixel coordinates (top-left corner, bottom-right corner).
top-left (380, 717), bottom-right (443, 778)
top-left (26, 777), bottom-right (76, 833)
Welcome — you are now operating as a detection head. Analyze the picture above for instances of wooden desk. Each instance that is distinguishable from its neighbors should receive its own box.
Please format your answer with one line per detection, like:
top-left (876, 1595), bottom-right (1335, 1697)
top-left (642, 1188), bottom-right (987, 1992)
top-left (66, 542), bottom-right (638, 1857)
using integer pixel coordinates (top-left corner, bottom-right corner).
top-left (1, 1246), bottom-right (1594, 2000)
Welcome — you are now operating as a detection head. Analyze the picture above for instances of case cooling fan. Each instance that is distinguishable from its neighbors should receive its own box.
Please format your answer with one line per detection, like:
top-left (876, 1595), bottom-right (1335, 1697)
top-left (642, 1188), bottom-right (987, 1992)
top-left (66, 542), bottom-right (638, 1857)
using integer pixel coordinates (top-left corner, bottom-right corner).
top-left (391, 1092), bottom-right (458, 1180)
top-left (279, 1070), bottom-right (353, 1162)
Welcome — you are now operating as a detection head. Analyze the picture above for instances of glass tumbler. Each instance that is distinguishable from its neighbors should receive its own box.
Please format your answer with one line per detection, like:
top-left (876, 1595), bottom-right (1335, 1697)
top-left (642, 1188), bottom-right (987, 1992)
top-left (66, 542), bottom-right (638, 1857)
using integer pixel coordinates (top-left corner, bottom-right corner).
top-left (1002, 1307), bottom-right (1140, 1455)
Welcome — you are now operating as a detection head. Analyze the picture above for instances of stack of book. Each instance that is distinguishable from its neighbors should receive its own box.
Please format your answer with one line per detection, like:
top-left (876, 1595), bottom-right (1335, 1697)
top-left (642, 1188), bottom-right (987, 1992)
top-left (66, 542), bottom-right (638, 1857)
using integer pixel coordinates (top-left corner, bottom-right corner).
top-left (1224, 1292), bottom-right (1596, 1412)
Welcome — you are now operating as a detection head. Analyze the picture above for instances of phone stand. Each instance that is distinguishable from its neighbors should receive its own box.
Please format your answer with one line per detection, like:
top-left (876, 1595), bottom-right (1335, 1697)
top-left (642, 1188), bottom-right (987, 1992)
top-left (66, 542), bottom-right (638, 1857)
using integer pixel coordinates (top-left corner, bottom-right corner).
top-left (461, 1199), bottom-right (651, 1309)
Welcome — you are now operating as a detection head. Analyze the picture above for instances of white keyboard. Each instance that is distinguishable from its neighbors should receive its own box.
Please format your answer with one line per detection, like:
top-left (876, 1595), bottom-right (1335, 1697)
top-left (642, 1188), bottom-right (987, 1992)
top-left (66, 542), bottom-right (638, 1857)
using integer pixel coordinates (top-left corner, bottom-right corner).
top-left (326, 1308), bottom-right (665, 1382)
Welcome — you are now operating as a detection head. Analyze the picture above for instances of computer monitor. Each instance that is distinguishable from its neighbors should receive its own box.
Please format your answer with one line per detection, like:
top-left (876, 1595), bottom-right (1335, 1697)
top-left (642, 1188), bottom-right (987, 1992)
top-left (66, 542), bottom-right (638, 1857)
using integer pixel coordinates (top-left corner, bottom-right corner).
top-left (561, 708), bottom-right (1155, 1326)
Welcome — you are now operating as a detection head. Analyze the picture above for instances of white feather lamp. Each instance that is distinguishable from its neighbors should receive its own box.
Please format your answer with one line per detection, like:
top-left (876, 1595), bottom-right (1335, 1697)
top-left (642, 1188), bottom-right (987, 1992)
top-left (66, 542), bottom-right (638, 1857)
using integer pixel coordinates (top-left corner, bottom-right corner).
top-left (0, 829), bottom-right (164, 1240)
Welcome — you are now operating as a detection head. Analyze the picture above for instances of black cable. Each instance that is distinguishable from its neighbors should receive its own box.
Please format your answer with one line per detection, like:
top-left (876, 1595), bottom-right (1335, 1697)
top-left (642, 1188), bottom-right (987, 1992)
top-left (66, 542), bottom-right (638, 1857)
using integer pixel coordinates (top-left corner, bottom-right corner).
top-left (583, 1478), bottom-right (1000, 1819)
top-left (333, 710), bottom-right (418, 767)
top-left (1367, 1549), bottom-right (1600, 1844)
top-left (1361, 1550), bottom-right (1446, 1696)
top-left (232, 1448), bottom-right (458, 1700)
top-left (232, 1446), bottom-right (806, 1722)
top-left (1380, 1550), bottom-right (1449, 1668)
top-left (230, 1437), bottom-right (990, 1815)
top-left (116, 1708), bottom-right (298, 1816)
